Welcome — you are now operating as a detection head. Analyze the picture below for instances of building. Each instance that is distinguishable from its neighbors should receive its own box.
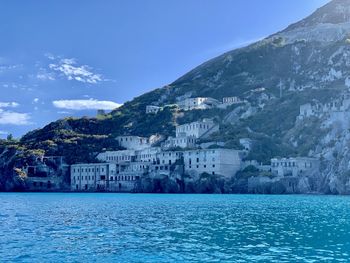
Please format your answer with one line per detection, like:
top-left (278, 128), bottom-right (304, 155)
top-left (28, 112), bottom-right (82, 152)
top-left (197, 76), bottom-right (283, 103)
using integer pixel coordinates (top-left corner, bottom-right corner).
top-left (298, 103), bottom-right (315, 120)
top-left (239, 138), bottom-right (253, 151)
top-left (177, 97), bottom-right (219, 111)
top-left (71, 163), bottom-right (138, 192)
top-left (162, 136), bottom-right (196, 149)
top-left (176, 119), bottom-right (218, 139)
top-left (146, 105), bottom-right (162, 114)
top-left (116, 136), bottom-right (152, 150)
top-left (26, 176), bottom-right (62, 191)
top-left (71, 163), bottom-right (114, 191)
top-left (97, 150), bottom-right (136, 163)
top-left (297, 95), bottom-right (350, 121)
top-left (183, 149), bottom-right (243, 178)
top-left (270, 157), bottom-right (320, 177)
top-left (135, 147), bottom-right (162, 163)
top-left (223, 97), bottom-right (241, 105)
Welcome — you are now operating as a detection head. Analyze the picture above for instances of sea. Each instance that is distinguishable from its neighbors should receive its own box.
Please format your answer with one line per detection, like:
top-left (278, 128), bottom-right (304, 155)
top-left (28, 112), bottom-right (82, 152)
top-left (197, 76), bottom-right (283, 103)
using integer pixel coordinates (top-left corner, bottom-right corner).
top-left (0, 193), bottom-right (349, 262)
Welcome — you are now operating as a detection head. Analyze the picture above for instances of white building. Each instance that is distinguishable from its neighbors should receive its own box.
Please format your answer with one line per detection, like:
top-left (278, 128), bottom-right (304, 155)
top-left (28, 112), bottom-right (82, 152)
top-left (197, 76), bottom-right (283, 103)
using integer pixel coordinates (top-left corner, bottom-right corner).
top-left (146, 105), bottom-right (162, 114)
top-left (150, 151), bottom-right (184, 177)
top-left (71, 163), bottom-right (114, 191)
top-left (135, 147), bottom-right (162, 163)
top-left (97, 150), bottom-right (136, 163)
top-left (162, 136), bottom-right (196, 149)
top-left (223, 97), bottom-right (241, 105)
top-left (271, 157), bottom-right (320, 177)
top-left (183, 149), bottom-right (243, 178)
top-left (176, 119), bottom-right (218, 139)
top-left (298, 103), bottom-right (315, 120)
top-left (71, 163), bottom-right (138, 192)
top-left (116, 136), bottom-right (152, 150)
top-left (177, 97), bottom-right (219, 111)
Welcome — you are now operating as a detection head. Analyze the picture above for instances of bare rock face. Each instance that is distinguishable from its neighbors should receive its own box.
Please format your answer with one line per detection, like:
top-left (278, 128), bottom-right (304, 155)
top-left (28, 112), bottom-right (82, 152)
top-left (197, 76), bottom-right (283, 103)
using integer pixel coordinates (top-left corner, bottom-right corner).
top-left (285, 0), bottom-right (350, 32)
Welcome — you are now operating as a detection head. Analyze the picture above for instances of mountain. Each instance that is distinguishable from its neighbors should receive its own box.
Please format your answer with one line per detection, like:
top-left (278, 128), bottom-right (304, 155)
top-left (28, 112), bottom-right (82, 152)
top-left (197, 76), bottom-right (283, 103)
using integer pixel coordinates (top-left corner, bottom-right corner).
top-left (2, 0), bottom-right (350, 194)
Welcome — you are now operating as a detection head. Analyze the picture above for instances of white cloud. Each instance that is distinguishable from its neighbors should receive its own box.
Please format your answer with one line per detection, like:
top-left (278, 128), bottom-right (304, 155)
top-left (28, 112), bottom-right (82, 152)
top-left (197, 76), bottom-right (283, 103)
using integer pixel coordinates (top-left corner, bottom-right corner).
top-left (33, 98), bottom-right (40, 103)
top-left (0, 102), bottom-right (19, 108)
top-left (36, 67), bottom-right (55, 81)
top-left (0, 130), bottom-right (8, 135)
top-left (0, 109), bottom-right (31, 125)
top-left (49, 58), bottom-right (103, 84)
top-left (52, 99), bottom-right (122, 110)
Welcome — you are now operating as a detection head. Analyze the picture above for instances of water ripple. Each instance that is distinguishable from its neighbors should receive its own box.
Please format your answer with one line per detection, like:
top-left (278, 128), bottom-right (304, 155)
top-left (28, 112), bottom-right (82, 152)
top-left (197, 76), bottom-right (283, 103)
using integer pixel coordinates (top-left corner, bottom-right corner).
top-left (0, 193), bottom-right (349, 262)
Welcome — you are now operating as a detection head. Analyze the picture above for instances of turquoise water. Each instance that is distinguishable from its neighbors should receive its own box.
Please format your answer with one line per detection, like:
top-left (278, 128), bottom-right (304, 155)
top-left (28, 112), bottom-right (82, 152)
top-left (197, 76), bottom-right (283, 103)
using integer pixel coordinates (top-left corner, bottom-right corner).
top-left (0, 194), bottom-right (350, 262)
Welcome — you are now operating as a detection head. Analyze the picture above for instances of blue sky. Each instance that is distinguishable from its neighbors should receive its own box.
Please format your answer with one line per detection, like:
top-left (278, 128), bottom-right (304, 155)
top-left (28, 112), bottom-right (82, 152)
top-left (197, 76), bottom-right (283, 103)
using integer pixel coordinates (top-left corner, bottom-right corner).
top-left (0, 0), bottom-right (329, 138)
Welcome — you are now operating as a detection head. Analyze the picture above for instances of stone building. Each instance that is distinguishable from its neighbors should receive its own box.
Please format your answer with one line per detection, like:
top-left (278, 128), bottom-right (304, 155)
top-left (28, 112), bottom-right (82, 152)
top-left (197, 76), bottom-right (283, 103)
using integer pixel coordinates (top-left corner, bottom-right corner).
top-left (71, 163), bottom-right (113, 191)
top-left (162, 136), bottom-right (196, 149)
top-left (97, 150), bottom-right (136, 163)
top-left (146, 105), bottom-right (162, 114)
top-left (116, 136), bottom-right (152, 150)
top-left (177, 97), bottom-right (219, 111)
top-left (270, 157), bottom-right (320, 177)
top-left (135, 147), bottom-right (162, 163)
top-left (183, 149), bottom-right (243, 178)
top-left (175, 119), bottom-right (218, 139)
top-left (71, 163), bottom-right (138, 192)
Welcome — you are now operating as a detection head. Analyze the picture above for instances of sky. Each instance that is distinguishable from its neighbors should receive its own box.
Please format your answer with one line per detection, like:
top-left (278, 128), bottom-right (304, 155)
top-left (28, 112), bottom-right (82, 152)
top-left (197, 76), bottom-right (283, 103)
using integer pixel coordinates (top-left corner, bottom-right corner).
top-left (0, 0), bottom-right (329, 138)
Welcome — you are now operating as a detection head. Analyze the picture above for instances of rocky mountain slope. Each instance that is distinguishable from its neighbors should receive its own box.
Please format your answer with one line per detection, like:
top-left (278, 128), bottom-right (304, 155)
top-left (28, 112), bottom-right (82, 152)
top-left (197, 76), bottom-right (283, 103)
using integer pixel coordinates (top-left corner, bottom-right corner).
top-left (2, 0), bottom-right (350, 193)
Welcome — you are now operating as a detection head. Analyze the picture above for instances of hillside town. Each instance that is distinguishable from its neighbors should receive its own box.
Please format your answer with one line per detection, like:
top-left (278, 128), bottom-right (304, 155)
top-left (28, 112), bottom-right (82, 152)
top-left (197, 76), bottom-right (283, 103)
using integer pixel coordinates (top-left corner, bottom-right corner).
top-left (17, 96), bottom-right (322, 193)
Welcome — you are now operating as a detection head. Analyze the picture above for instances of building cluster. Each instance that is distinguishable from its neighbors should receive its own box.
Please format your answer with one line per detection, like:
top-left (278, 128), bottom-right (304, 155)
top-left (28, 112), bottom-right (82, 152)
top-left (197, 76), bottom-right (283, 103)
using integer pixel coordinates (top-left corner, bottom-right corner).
top-left (69, 95), bottom-right (323, 193)
top-left (71, 118), bottom-right (245, 192)
top-left (70, 118), bottom-right (321, 192)
top-left (146, 96), bottom-right (244, 114)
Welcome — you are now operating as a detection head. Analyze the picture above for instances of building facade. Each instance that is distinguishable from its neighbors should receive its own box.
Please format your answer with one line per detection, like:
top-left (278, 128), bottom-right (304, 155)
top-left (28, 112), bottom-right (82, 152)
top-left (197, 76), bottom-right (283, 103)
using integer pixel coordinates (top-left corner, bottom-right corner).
top-left (183, 149), bottom-right (243, 178)
top-left (271, 157), bottom-right (320, 177)
top-left (176, 119), bottom-right (218, 139)
top-left (177, 97), bottom-right (219, 111)
top-left (162, 136), bottom-right (196, 149)
top-left (71, 163), bottom-right (138, 192)
top-left (223, 97), bottom-right (241, 105)
top-left (97, 150), bottom-right (136, 163)
top-left (116, 136), bottom-right (152, 150)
